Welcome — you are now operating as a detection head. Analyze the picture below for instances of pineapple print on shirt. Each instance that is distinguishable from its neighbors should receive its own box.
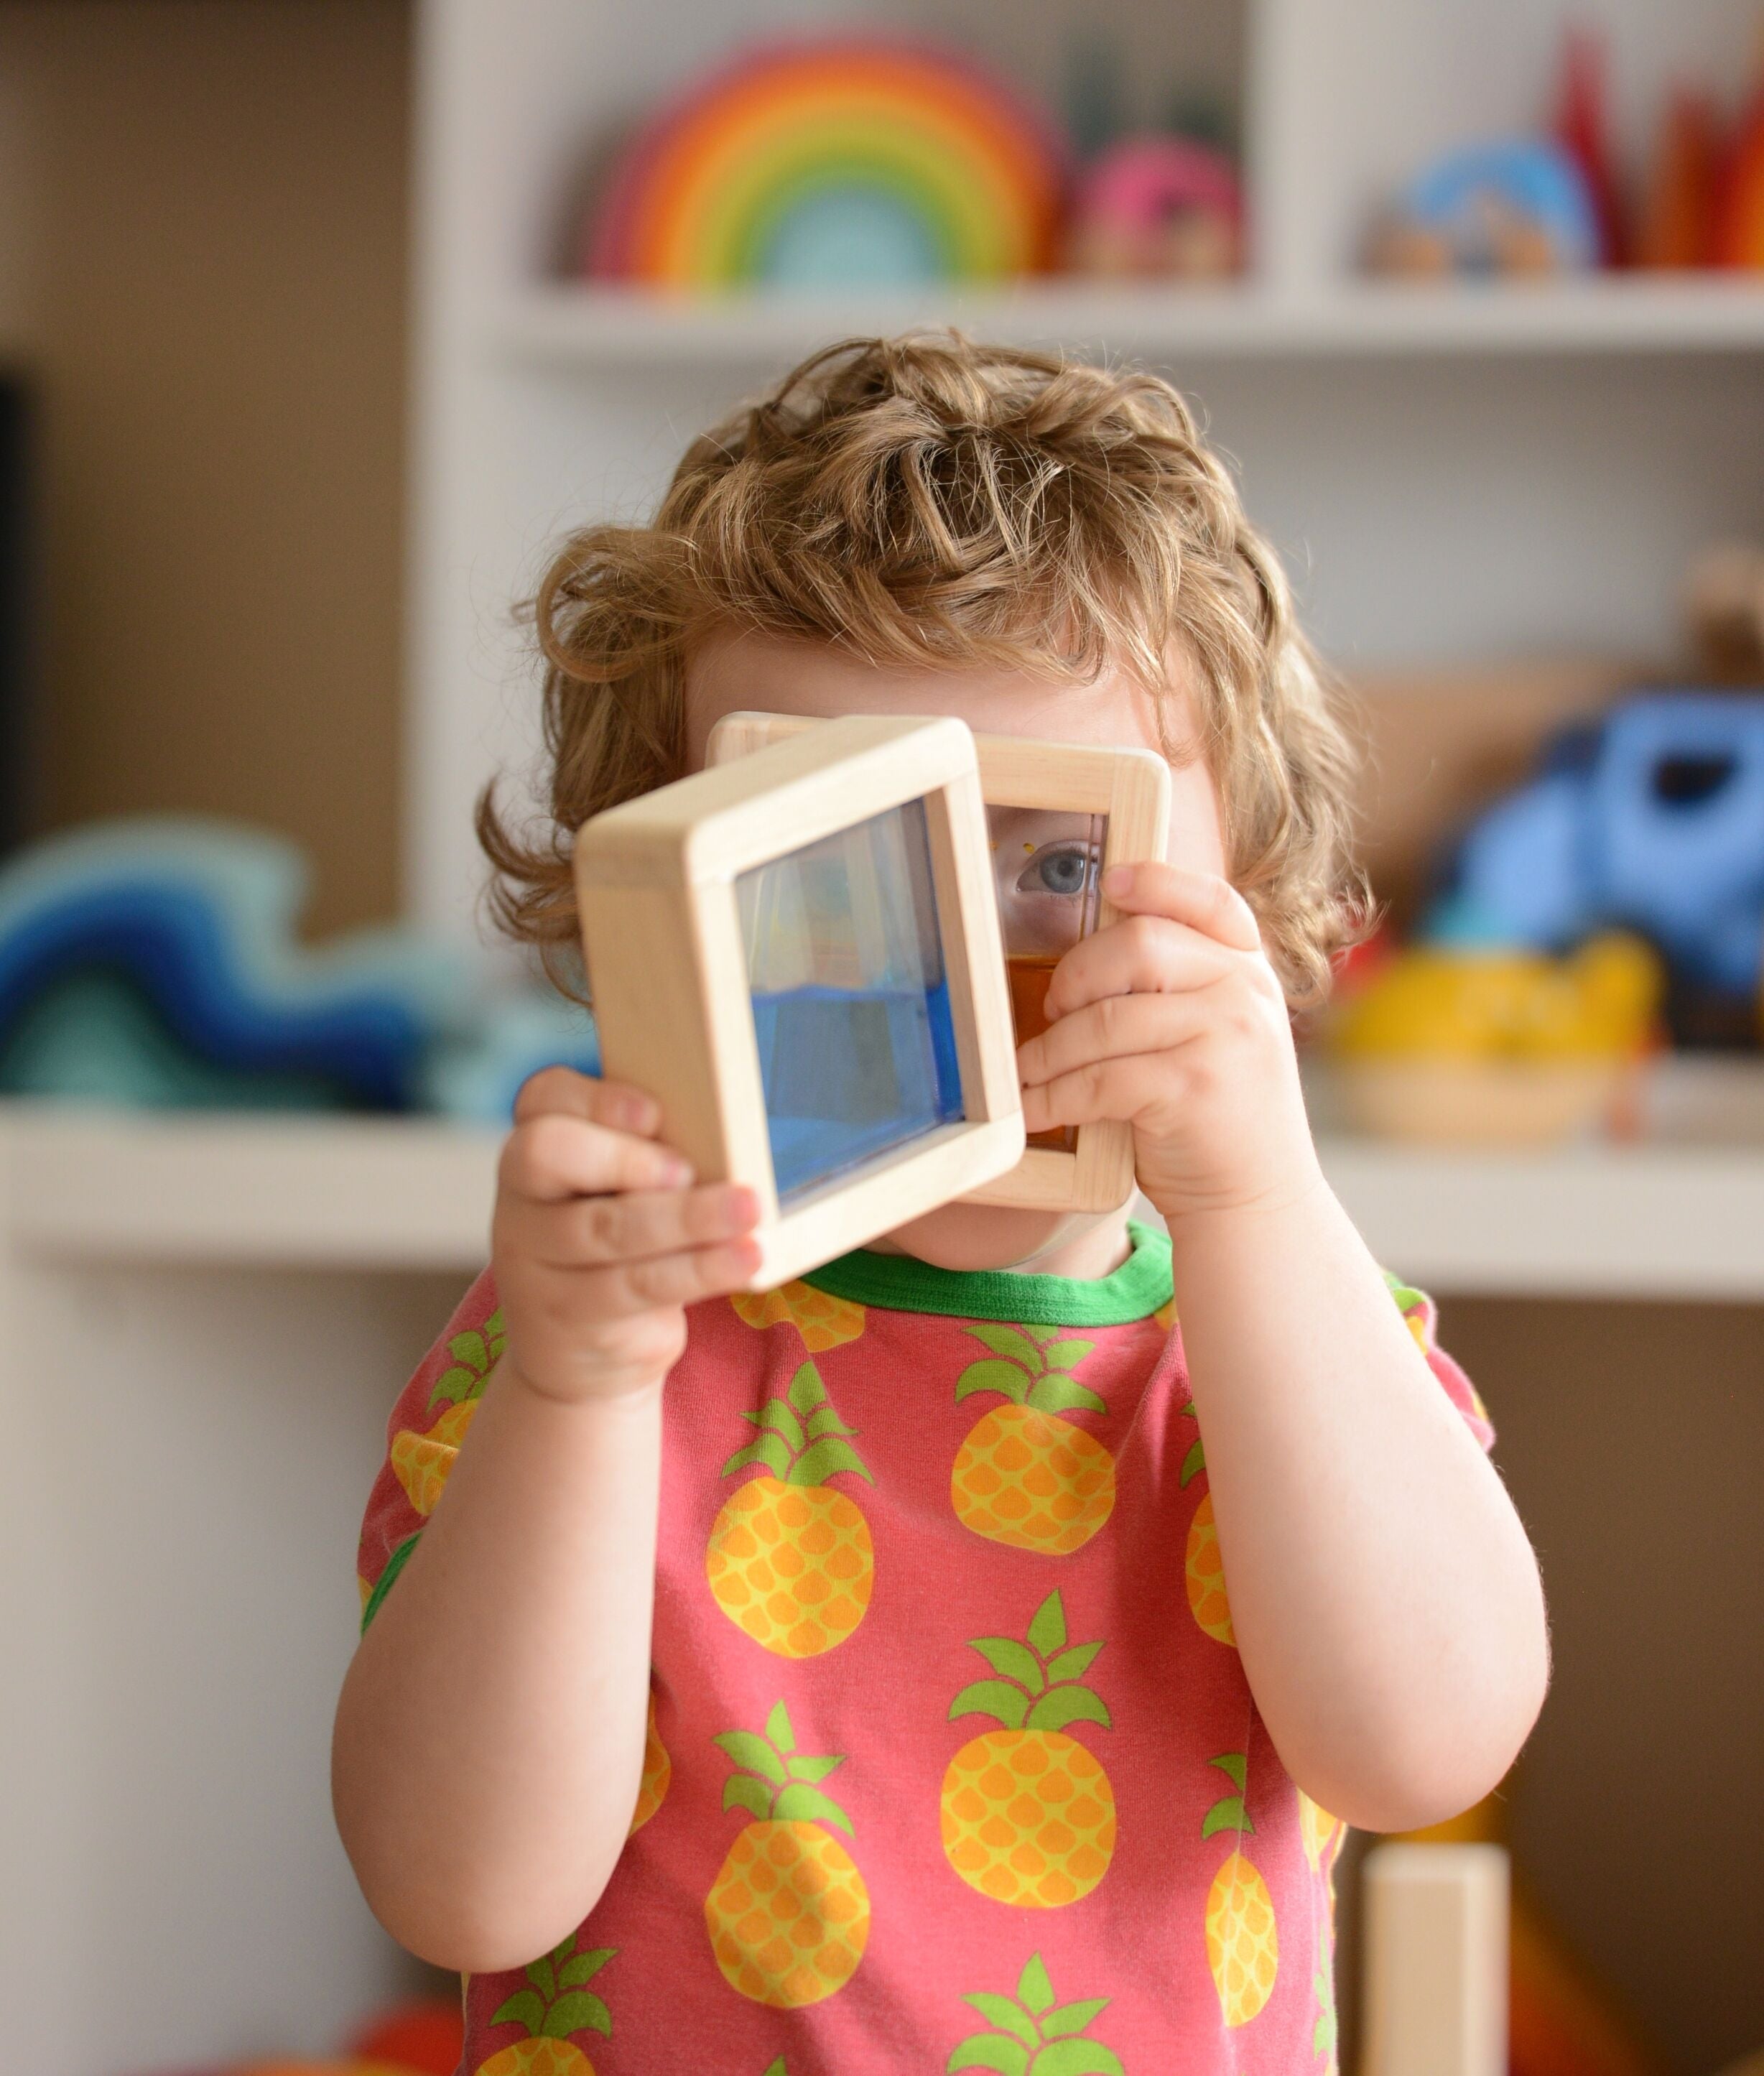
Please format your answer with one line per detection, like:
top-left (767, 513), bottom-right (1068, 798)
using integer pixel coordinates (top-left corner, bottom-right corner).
top-left (948, 1952), bottom-right (1125, 2075)
top-left (476, 1937), bottom-right (614, 2076)
top-left (390, 1307), bottom-right (505, 1516)
top-left (732, 1280), bottom-right (866, 1353)
top-left (1202, 1753), bottom-right (1278, 2026)
top-left (950, 1323), bottom-right (1115, 1552)
top-left (941, 1589), bottom-right (1116, 1907)
top-left (1179, 1402), bottom-right (1235, 1647)
top-left (705, 1360), bottom-right (876, 1656)
top-left (705, 1700), bottom-right (871, 2007)
top-left (628, 1692), bottom-right (670, 1835)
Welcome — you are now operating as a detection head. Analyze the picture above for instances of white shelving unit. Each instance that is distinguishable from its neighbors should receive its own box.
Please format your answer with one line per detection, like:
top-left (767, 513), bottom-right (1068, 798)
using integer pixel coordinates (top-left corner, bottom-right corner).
top-left (411, 0), bottom-right (1764, 947)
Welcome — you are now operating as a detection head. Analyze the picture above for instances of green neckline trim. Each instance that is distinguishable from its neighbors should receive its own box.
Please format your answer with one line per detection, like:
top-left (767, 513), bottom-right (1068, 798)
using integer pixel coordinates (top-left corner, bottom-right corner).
top-left (360, 1530), bottom-right (420, 1635)
top-left (802, 1219), bottom-right (1173, 1325)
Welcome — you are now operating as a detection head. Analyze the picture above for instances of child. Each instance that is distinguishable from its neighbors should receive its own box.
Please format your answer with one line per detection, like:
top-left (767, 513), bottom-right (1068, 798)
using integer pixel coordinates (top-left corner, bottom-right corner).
top-left (334, 335), bottom-right (1547, 2072)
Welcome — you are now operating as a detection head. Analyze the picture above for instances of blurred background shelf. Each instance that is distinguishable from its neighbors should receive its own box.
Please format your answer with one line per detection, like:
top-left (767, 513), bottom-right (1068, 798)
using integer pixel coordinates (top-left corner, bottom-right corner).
top-left (496, 277), bottom-right (1764, 368)
top-left (6, 1106), bottom-right (1763, 1300)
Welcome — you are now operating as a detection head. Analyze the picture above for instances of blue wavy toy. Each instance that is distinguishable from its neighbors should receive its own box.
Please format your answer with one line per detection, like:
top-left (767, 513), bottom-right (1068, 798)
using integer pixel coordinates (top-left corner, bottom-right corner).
top-left (0, 819), bottom-right (469, 1109)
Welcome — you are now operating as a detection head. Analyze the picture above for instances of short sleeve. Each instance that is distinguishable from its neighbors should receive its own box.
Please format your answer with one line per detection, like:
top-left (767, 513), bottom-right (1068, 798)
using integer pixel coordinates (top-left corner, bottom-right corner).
top-left (1384, 1271), bottom-right (1494, 1453)
top-left (356, 1269), bottom-right (504, 1631)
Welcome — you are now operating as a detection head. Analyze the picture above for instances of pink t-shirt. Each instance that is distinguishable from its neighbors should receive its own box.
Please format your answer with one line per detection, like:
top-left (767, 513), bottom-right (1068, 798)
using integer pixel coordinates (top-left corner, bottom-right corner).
top-left (356, 1224), bottom-right (1492, 2076)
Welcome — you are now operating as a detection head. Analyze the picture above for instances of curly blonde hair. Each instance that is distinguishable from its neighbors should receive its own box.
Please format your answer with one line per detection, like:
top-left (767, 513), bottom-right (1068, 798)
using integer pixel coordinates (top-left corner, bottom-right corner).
top-left (481, 331), bottom-right (1364, 1003)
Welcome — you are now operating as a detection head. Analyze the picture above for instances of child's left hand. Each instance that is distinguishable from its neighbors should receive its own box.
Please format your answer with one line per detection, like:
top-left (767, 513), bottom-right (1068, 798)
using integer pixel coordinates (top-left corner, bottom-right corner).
top-left (1016, 861), bottom-right (1321, 1227)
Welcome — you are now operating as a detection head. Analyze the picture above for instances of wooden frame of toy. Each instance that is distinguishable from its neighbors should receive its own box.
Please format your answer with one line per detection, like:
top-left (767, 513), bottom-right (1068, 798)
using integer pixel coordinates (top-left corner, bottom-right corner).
top-left (574, 714), bottom-right (1025, 1287)
top-left (707, 710), bottom-right (1171, 1216)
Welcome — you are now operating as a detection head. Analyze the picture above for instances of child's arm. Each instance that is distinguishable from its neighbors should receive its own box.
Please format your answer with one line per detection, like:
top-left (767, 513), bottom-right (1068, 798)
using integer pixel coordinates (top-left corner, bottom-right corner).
top-left (1017, 863), bottom-right (1549, 1833)
top-left (332, 1069), bottom-right (761, 1971)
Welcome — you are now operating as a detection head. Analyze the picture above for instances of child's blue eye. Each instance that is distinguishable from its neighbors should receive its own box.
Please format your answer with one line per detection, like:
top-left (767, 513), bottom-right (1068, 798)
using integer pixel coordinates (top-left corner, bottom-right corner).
top-left (1018, 845), bottom-right (1095, 898)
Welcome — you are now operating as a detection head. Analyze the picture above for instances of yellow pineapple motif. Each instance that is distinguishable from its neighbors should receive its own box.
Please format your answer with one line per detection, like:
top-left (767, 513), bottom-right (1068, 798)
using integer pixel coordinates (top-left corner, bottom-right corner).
top-left (948, 1951), bottom-right (1125, 2074)
top-left (1202, 1753), bottom-right (1278, 2026)
top-left (705, 1360), bottom-right (875, 1656)
top-left (391, 1309), bottom-right (506, 1517)
top-left (475, 1935), bottom-right (613, 2076)
top-left (950, 1324), bottom-right (1114, 1554)
top-left (1312, 1923), bottom-right (1339, 2072)
top-left (732, 1282), bottom-right (866, 1353)
top-left (940, 1589), bottom-right (1116, 1908)
top-left (1297, 1789), bottom-right (1344, 1875)
top-left (705, 1700), bottom-right (871, 2008)
top-left (628, 1690), bottom-right (670, 1835)
top-left (1178, 1401), bottom-right (1235, 1647)
top-left (1154, 1296), bottom-right (1178, 1334)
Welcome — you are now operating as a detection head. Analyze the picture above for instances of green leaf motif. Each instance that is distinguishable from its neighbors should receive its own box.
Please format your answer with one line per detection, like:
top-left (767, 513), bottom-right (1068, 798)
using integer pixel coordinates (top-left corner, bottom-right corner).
top-left (525, 1955), bottom-right (557, 2003)
top-left (549, 1932), bottom-right (576, 1967)
top-left (1210, 1751), bottom-right (1247, 1793)
top-left (542, 1990), bottom-right (611, 2039)
top-left (1017, 1953), bottom-right (1055, 2016)
top-left (1201, 1794), bottom-right (1250, 1840)
top-left (950, 1678), bottom-right (1031, 1730)
top-left (1042, 1641), bottom-right (1104, 1686)
top-left (1179, 1436), bottom-right (1206, 1488)
top-left (967, 1636), bottom-right (1046, 1694)
top-left (967, 1323), bottom-right (1044, 1371)
top-left (1031, 2041), bottom-right (1125, 2076)
top-left (1025, 1687), bottom-right (1112, 1736)
top-left (1026, 1591), bottom-right (1067, 1659)
top-left (722, 1433), bottom-right (791, 1481)
top-left (955, 1358), bottom-right (1032, 1407)
top-left (786, 1751), bottom-right (844, 1784)
top-left (488, 1989), bottom-right (546, 2035)
top-left (949, 2038), bottom-right (1030, 2076)
top-left (787, 1437), bottom-right (875, 1488)
top-left (965, 1993), bottom-right (1040, 2049)
top-left (426, 1361), bottom-right (481, 1410)
top-left (786, 1361), bottom-right (830, 1417)
top-left (450, 1329), bottom-right (489, 1373)
top-left (753, 1397), bottom-right (806, 1451)
top-left (1040, 1998), bottom-right (1109, 2040)
top-left (804, 1404), bottom-right (858, 1440)
top-left (765, 1700), bottom-right (795, 1752)
top-left (772, 1782), bottom-right (853, 1835)
top-left (558, 1947), bottom-right (612, 1988)
top-left (723, 1775), bottom-right (774, 1822)
top-left (715, 1730), bottom-right (786, 1785)
top-left (1039, 1338), bottom-right (1096, 1373)
top-left (1025, 1374), bottom-right (1108, 1417)
top-left (763, 2062), bottom-right (789, 2076)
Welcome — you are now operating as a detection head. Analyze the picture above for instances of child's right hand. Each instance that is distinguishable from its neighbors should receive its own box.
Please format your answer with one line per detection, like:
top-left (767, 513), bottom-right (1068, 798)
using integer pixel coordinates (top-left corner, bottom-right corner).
top-left (491, 1067), bottom-right (763, 1404)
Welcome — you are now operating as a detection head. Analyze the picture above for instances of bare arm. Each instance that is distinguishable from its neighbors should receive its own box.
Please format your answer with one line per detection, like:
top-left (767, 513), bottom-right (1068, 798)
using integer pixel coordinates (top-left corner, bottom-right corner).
top-left (332, 1070), bottom-right (761, 1971)
top-left (1018, 863), bottom-right (1549, 1830)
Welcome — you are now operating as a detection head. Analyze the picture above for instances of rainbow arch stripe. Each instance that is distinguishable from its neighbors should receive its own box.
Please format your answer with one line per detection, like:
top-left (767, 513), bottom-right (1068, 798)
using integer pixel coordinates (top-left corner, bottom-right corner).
top-left (589, 40), bottom-right (1064, 288)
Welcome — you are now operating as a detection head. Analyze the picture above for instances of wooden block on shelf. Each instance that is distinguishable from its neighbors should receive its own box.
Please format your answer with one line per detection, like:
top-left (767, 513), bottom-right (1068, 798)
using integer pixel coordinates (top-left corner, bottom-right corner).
top-left (575, 713), bottom-right (1024, 1288)
top-left (707, 710), bottom-right (1170, 1215)
top-left (1361, 1841), bottom-right (1510, 2076)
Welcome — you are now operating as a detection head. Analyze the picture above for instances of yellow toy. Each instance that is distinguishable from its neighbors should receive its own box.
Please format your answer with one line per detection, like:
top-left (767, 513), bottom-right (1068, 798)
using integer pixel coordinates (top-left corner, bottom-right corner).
top-left (1327, 933), bottom-right (1663, 1146)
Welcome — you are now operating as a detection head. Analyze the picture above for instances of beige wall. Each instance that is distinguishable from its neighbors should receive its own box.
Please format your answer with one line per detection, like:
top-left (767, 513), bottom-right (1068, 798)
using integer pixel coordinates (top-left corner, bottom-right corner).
top-left (0, 0), bottom-right (409, 936)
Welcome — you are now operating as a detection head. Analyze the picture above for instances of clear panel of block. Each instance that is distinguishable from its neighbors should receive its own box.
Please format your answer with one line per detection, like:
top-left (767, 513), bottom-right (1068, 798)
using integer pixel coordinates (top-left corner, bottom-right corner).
top-left (739, 798), bottom-right (963, 1202)
top-left (988, 805), bottom-right (1106, 1151)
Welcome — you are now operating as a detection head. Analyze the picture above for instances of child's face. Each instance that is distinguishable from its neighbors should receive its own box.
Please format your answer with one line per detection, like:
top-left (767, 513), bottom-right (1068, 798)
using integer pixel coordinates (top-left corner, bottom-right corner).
top-left (684, 634), bottom-right (1228, 1273)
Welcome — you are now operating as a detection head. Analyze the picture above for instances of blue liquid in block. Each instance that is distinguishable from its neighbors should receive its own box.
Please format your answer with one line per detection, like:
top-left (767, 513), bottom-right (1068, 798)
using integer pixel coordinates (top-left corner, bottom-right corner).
top-left (751, 977), bottom-right (962, 1202)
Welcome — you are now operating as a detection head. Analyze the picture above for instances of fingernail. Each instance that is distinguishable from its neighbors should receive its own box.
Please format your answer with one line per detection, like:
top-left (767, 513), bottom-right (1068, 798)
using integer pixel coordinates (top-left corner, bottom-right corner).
top-left (660, 1155), bottom-right (695, 1186)
top-left (623, 1094), bottom-right (661, 1131)
top-left (725, 1185), bottom-right (761, 1227)
top-left (1102, 863), bottom-right (1132, 896)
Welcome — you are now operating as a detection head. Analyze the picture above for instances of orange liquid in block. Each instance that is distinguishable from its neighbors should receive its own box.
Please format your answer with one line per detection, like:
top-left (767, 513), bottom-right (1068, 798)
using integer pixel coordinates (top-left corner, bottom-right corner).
top-left (1007, 953), bottom-right (1074, 1152)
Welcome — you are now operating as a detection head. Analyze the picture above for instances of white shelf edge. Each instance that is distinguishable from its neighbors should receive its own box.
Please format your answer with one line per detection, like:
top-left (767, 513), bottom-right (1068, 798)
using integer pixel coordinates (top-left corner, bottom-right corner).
top-left (490, 277), bottom-right (1764, 369)
top-left (1, 1107), bottom-right (1760, 1299)
top-left (0, 1111), bottom-right (500, 1272)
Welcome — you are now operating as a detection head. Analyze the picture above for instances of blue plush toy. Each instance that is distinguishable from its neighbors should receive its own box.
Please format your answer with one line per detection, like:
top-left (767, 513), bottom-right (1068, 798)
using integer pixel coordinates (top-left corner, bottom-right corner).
top-left (1436, 694), bottom-right (1764, 1004)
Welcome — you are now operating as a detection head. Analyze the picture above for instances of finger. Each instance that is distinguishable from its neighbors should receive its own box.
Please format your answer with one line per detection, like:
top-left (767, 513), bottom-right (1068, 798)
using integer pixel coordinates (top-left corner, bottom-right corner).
top-left (499, 1111), bottom-right (692, 1203)
top-left (1018, 990), bottom-right (1213, 1088)
top-left (513, 1065), bottom-right (661, 1138)
top-left (1101, 862), bottom-right (1262, 954)
top-left (1021, 1046), bottom-right (1199, 1137)
top-left (571, 1236), bottom-right (766, 1316)
top-left (1044, 912), bottom-right (1235, 1021)
top-left (511, 1182), bottom-right (761, 1269)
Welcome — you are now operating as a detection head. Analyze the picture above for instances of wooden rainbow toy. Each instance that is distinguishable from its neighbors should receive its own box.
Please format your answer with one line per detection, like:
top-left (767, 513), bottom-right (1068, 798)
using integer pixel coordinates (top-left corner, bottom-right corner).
top-left (588, 39), bottom-right (1064, 289)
